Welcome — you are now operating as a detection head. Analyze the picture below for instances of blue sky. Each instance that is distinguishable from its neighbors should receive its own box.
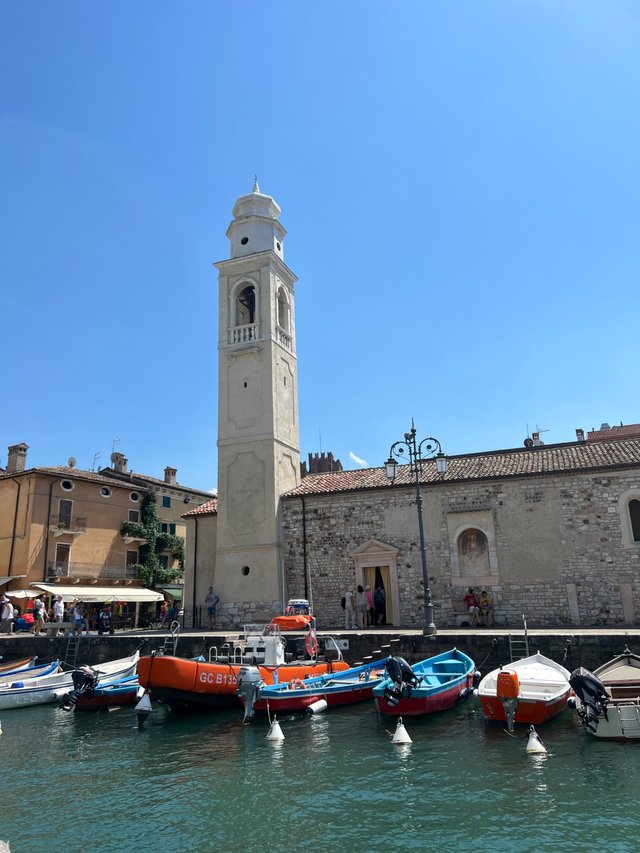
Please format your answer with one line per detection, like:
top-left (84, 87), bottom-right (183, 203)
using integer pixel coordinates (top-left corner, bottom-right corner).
top-left (2, 1), bottom-right (639, 492)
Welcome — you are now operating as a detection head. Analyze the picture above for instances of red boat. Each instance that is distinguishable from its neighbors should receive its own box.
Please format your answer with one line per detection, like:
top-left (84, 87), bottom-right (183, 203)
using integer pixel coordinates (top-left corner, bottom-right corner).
top-left (477, 652), bottom-right (571, 727)
top-left (138, 623), bottom-right (348, 714)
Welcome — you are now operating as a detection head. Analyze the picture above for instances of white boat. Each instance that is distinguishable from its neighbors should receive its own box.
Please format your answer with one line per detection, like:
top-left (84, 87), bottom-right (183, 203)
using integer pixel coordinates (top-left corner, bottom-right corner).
top-left (0, 660), bottom-right (60, 686)
top-left (570, 649), bottom-right (640, 739)
top-left (477, 651), bottom-right (571, 729)
top-left (0, 651), bottom-right (139, 711)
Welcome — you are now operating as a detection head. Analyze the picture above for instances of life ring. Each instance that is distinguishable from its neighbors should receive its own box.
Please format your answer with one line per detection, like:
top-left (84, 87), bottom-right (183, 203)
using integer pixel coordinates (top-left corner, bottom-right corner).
top-left (305, 632), bottom-right (318, 657)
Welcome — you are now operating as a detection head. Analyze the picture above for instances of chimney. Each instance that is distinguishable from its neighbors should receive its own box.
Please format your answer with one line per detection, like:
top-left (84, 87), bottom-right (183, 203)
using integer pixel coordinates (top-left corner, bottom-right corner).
top-left (112, 452), bottom-right (129, 474)
top-left (164, 466), bottom-right (177, 485)
top-left (575, 428), bottom-right (585, 442)
top-left (7, 443), bottom-right (29, 474)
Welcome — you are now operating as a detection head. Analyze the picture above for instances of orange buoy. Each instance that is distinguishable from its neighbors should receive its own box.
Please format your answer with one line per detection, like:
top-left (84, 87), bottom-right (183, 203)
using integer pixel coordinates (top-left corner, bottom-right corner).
top-left (496, 669), bottom-right (520, 701)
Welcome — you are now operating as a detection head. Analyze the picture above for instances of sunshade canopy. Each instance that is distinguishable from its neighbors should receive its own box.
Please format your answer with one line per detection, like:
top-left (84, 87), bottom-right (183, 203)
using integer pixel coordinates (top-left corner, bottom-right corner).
top-left (30, 584), bottom-right (164, 603)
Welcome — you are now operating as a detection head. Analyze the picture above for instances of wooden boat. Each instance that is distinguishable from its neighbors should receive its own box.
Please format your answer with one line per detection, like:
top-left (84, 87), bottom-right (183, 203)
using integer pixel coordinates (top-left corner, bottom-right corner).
top-left (138, 623), bottom-right (349, 713)
top-left (239, 657), bottom-right (387, 719)
top-left (570, 649), bottom-right (640, 739)
top-left (373, 649), bottom-right (476, 717)
top-left (478, 651), bottom-right (570, 727)
top-left (0, 660), bottom-right (59, 685)
top-left (0, 651), bottom-right (140, 711)
top-left (0, 657), bottom-right (37, 675)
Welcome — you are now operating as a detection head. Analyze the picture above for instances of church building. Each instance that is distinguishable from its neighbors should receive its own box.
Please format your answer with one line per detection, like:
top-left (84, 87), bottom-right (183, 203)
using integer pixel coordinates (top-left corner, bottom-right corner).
top-left (182, 185), bottom-right (640, 630)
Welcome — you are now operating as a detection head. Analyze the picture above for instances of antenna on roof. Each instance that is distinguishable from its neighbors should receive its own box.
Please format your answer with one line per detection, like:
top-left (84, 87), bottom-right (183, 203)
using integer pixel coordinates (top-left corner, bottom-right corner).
top-left (92, 452), bottom-right (101, 471)
top-left (112, 437), bottom-right (121, 454)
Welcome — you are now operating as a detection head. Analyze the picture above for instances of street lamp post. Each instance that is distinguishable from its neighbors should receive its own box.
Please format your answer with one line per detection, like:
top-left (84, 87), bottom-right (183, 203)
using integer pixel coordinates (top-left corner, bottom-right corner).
top-left (385, 422), bottom-right (447, 637)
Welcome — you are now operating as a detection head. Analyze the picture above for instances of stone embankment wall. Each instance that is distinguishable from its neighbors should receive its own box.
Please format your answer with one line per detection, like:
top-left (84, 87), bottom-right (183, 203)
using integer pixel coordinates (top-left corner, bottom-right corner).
top-left (282, 468), bottom-right (640, 630)
top-left (3, 630), bottom-right (640, 673)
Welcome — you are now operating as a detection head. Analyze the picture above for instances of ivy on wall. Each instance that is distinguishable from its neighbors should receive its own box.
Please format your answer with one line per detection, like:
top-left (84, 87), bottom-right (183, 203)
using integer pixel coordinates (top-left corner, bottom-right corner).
top-left (120, 492), bottom-right (185, 587)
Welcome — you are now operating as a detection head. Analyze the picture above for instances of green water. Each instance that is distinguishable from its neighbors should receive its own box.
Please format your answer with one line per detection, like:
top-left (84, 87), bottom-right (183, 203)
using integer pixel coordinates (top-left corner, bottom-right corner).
top-left (3, 698), bottom-right (640, 853)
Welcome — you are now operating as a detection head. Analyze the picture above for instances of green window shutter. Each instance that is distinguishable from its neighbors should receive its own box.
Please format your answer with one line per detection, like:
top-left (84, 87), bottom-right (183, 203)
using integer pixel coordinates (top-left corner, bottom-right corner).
top-left (169, 523), bottom-right (176, 535)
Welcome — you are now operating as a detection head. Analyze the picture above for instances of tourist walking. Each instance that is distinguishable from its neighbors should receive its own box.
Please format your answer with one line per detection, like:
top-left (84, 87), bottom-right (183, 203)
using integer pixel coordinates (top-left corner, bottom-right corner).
top-left (356, 585), bottom-right (367, 629)
top-left (0, 594), bottom-right (13, 633)
top-left (374, 584), bottom-right (386, 625)
top-left (365, 585), bottom-right (374, 627)
top-left (72, 601), bottom-right (85, 636)
top-left (343, 588), bottom-right (356, 629)
top-left (205, 587), bottom-right (219, 629)
top-left (32, 596), bottom-right (47, 635)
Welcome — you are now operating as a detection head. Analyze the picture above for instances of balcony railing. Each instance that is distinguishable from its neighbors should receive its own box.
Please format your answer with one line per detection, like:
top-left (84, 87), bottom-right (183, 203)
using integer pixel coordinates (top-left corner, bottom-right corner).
top-left (46, 562), bottom-right (141, 581)
top-left (277, 328), bottom-right (292, 350)
top-left (231, 323), bottom-right (258, 344)
top-left (50, 515), bottom-right (87, 534)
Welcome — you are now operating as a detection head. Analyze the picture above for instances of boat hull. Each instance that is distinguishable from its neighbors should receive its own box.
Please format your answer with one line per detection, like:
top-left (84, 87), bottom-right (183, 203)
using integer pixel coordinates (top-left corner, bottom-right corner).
top-left (572, 651), bottom-right (640, 739)
top-left (375, 675), bottom-right (474, 716)
top-left (479, 691), bottom-right (569, 725)
top-left (138, 655), bottom-right (350, 714)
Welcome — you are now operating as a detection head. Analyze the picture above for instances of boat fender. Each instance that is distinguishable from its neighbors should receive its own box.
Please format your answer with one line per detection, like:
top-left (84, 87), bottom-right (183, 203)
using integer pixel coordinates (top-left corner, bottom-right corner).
top-left (135, 691), bottom-right (153, 729)
top-left (526, 726), bottom-right (547, 755)
top-left (392, 717), bottom-right (412, 744)
top-left (266, 716), bottom-right (285, 741)
top-left (306, 699), bottom-right (328, 715)
top-left (473, 671), bottom-right (482, 688)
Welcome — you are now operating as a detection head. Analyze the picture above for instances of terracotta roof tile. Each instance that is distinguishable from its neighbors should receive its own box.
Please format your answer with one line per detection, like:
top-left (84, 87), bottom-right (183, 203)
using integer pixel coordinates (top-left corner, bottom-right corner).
top-left (98, 468), bottom-right (212, 497)
top-left (0, 466), bottom-right (148, 489)
top-left (587, 424), bottom-right (640, 442)
top-left (284, 438), bottom-right (640, 498)
top-left (183, 497), bottom-right (218, 517)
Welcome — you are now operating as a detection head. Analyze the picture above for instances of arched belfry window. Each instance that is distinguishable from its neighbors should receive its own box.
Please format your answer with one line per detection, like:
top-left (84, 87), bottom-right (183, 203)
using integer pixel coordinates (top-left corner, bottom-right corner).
top-left (231, 281), bottom-right (258, 343)
top-left (630, 499), bottom-right (640, 542)
top-left (277, 287), bottom-right (289, 332)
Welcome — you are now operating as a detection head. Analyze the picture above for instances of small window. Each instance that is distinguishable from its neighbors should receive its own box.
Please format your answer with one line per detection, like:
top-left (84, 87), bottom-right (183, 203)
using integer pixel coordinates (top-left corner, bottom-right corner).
top-left (162, 496), bottom-right (171, 509)
top-left (129, 492), bottom-right (140, 503)
top-left (630, 499), bottom-right (640, 542)
top-left (241, 565), bottom-right (251, 576)
top-left (126, 550), bottom-right (138, 567)
top-left (60, 480), bottom-right (74, 492)
top-left (158, 555), bottom-right (169, 571)
top-left (169, 523), bottom-right (176, 536)
top-left (128, 509), bottom-right (140, 523)
top-left (241, 236), bottom-right (249, 245)
top-left (100, 486), bottom-right (112, 498)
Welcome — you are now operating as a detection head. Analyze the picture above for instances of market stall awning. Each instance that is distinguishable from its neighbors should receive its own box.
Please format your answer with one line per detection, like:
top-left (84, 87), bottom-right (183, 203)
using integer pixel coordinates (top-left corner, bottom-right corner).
top-left (0, 575), bottom-right (26, 586)
top-left (30, 584), bottom-right (164, 603)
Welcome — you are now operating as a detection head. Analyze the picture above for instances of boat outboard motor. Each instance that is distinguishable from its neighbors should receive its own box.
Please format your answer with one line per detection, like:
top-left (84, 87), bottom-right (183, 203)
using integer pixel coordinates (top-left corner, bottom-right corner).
top-left (383, 656), bottom-right (419, 707)
top-left (60, 665), bottom-right (100, 711)
top-left (236, 666), bottom-right (264, 723)
top-left (569, 667), bottom-right (609, 734)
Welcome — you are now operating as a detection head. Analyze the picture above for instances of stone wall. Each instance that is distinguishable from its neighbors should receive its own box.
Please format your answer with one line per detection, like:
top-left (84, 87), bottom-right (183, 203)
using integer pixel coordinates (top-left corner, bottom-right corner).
top-left (282, 468), bottom-right (640, 629)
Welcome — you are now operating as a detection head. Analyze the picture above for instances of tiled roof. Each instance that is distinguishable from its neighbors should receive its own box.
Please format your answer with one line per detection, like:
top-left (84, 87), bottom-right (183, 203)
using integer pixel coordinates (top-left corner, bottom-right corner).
top-left (588, 424), bottom-right (640, 442)
top-left (98, 468), bottom-right (212, 497)
top-left (284, 438), bottom-right (640, 498)
top-left (183, 497), bottom-right (218, 517)
top-left (0, 466), bottom-right (145, 489)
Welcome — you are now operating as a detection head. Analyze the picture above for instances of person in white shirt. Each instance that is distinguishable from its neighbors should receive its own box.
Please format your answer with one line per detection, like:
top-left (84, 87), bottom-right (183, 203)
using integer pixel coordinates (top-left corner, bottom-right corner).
top-left (0, 595), bottom-right (13, 633)
top-left (53, 596), bottom-right (64, 622)
top-left (343, 589), bottom-right (356, 629)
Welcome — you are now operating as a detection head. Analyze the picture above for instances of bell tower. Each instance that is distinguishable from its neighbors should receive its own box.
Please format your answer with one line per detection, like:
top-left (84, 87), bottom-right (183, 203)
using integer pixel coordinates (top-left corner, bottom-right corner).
top-left (214, 181), bottom-right (300, 618)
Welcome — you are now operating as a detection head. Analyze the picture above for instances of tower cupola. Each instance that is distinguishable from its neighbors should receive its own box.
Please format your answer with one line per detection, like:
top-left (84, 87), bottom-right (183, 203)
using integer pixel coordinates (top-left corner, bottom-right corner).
top-left (226, 179), bottom-right (287, 260)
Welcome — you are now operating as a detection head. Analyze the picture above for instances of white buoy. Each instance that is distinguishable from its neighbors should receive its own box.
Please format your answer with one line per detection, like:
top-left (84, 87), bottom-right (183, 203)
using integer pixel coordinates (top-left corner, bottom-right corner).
top-left (526, 725), bottom-right (547, 754)
top-left (392, 717), bottom-right (412, 744)
top-left (0, 721), bottom-right (3, 736)
top-left (135, 691), bottom-right (153, 728)
top-left (266, 716), bottom-right (285, 741)
top-left (306, 699), bottom-right (328, 715)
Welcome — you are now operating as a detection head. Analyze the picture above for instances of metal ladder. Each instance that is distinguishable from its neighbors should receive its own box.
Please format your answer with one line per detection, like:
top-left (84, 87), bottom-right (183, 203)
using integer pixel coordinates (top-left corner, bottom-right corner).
top-left (64, 633), bottom-right (81, 668)
top-left (508, 615), bottom-right (530, 661)
top-left (162, 621), bottom-right (180, 657)
top-left (617, 703), bottom-right (640, 737)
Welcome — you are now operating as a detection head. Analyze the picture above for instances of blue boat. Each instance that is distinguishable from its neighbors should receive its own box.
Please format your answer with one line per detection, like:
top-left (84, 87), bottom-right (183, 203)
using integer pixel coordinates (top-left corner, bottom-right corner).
top-left (373, 648), bottom-right (477, 716)
top-left (238, 657), bottom-right (389, 720)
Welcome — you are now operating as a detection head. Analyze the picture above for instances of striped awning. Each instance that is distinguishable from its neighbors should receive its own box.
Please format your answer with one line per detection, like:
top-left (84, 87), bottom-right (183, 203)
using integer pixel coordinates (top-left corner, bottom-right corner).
top-left (30, 583), bottom-right (163, 603)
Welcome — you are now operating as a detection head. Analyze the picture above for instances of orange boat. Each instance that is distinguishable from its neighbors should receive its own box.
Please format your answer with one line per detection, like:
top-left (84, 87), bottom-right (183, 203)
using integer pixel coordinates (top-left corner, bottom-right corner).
top-left (138, 623), bottom-right (349, 714)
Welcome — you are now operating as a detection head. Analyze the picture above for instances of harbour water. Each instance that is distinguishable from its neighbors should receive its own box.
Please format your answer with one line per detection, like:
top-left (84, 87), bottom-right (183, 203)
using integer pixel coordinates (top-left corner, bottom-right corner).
top-left (4, 697), bottom-right (640, 852)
